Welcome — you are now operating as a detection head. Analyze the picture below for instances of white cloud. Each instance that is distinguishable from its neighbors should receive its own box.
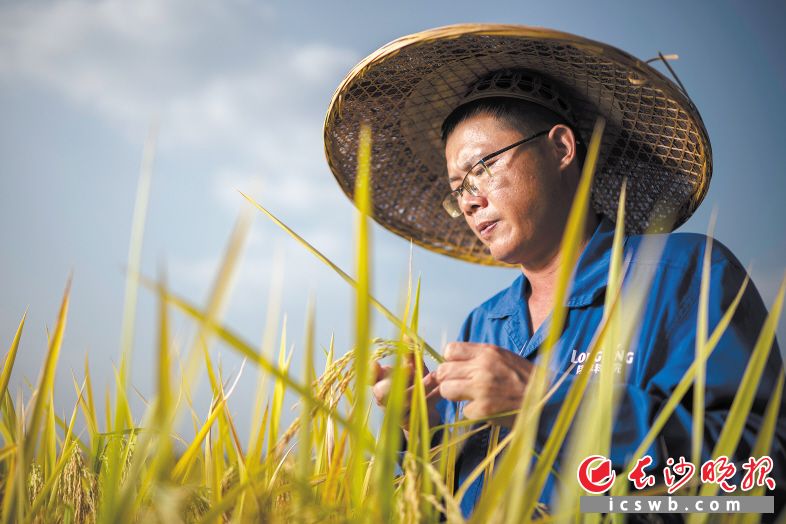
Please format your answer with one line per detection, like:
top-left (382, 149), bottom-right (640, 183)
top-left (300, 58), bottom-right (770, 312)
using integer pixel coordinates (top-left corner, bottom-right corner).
top-left (214, 166), bottom-right (347, 218)
top-left (171, 218), bottom-right (354, 306)
top-left (0, 0), bottom-right (357, 160)
top-left (291, 44), bottom-right (358, 83)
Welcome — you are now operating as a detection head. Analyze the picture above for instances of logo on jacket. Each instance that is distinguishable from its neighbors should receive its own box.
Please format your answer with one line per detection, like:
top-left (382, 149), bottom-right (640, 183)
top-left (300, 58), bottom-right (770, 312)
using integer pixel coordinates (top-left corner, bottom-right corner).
top-left (570, 349), bottom-right (634, 375)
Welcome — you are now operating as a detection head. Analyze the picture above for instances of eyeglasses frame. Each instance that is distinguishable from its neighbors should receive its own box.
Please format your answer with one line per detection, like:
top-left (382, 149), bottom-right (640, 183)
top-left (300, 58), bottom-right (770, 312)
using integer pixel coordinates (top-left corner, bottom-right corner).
top-left (442, 129), bottom-right (552, 218)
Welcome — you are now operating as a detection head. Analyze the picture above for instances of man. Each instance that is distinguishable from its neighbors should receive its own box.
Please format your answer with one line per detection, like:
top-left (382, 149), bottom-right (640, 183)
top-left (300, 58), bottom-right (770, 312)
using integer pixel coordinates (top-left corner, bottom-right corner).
top-left (324, 25), bottom-right (786, 519)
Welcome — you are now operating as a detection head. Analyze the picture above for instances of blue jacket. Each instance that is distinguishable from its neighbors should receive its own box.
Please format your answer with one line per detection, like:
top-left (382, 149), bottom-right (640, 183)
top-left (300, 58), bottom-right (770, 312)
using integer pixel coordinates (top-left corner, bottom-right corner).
top-left (438, 217), bottom-right (786, 518)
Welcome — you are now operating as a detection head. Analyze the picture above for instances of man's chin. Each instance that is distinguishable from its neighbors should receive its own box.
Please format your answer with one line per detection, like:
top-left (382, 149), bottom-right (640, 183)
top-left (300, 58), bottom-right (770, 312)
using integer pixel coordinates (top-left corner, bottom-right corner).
top-left (488, 246), bottom-right (522, 266)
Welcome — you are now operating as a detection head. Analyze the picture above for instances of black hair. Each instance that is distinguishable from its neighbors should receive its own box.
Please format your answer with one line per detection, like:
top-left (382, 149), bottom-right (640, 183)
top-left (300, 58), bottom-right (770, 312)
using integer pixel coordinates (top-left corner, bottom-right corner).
top-left (440, 97), bottom-right (586, 168)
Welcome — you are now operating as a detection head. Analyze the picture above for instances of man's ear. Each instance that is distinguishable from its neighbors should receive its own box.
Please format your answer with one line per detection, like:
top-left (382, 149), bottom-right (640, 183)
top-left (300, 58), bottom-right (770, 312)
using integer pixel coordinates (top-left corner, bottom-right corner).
top-left (549, 124), bottom-right (577, 171)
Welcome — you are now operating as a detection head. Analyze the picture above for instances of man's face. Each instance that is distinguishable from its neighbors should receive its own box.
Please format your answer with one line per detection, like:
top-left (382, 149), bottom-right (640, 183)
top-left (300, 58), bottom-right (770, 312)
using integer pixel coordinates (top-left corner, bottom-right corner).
top-left (444, 113), bottom-right (574, 267)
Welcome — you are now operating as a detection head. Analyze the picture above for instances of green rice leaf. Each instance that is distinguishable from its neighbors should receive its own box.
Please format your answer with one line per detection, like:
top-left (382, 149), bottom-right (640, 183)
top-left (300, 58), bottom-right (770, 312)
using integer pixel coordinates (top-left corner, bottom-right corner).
top-left (117, 125), bottom-right (157, 401)
top-left (142, 277), bottom-right (373, 448)
top-left (693, 272), bottom-right (786, 512)
top-left (469, 118), bottom-right (605, 524)
top-left (0, 310), bottom-right (26, 401)
top-left (296, 298), bottom-right (317, 512)
top-left (615, 270), bottom-right (751, 489)
top-left (693, 213), bottom-right (716, 467)
top-left (238, 190), bottom-right (443, 364)
top-left (348, 123), bottom-right (373, 509)
top-left (739, 371), bottom-right (784, 524)
top-left (268, 318), bottom-right (290, 461)
top-left (25, 277), bottom-right (70, 465)
top-left (247, 249), bottom-right (284, 471)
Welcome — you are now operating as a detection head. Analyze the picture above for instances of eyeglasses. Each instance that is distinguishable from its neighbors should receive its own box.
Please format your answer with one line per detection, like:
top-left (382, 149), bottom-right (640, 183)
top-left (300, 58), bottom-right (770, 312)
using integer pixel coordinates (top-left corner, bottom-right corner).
top-left (442, 130), bottom-right (550, 218)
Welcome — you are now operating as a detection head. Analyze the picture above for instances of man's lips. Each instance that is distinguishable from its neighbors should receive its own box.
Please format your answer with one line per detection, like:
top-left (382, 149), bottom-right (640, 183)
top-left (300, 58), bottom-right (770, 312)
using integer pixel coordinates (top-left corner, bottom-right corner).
top-left (476, 220), bottom-right (498, 239)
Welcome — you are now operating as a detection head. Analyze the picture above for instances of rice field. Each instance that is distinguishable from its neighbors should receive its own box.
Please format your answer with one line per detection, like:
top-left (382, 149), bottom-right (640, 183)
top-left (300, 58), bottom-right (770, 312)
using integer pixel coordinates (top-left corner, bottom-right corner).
top-left (0, 123), bottom-right (784, 523)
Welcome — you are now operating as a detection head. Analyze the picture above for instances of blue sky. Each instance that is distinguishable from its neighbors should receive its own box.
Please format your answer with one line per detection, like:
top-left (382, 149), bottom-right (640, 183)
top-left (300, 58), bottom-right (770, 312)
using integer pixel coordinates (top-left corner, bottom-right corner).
top-left (1, 0), bottom-right (784, 436)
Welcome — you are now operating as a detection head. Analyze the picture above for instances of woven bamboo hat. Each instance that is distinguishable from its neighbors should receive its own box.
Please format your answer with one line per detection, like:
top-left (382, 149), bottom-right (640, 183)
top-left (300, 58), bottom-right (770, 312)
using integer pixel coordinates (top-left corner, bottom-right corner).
top-left (323, 24), bottom-right (712, 266)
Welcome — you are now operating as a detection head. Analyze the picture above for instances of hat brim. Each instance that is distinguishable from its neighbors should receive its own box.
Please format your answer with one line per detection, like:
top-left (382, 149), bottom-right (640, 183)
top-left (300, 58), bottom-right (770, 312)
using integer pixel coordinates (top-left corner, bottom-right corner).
top-left (324, 24), bottom-right (712, 266)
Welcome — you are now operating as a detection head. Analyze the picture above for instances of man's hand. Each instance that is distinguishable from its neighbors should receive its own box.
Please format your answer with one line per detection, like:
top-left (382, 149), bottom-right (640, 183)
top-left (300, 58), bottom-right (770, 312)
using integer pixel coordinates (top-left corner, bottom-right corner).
top-left (435, 342), bottom-right (535, 427)
top-left (371, 353), bottom-right (442, 432)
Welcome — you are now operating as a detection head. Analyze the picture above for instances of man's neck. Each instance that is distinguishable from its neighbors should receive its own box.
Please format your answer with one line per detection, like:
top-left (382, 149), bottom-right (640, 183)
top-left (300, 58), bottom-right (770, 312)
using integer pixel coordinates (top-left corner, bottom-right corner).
top-left (520, 213), bottom-right (599, 304)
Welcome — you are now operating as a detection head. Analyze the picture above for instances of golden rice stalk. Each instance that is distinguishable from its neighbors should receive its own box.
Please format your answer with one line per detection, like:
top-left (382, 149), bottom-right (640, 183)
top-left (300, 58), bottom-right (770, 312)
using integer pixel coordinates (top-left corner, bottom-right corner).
top-left (268, 319), bottom-right (292, 461)
top-left (142, 277), bottom-right (372, 449)
top-left (0, 311), bottom-right (26, 401)
top-left (58, 447), bottom-right (97, 524)
top-left (3, 279), bottom-right (71, 524)
top-left (117, 125), bottom-right (157, 421)
top-left (739, 371), bottom-right (784, 524)
top-left (509, 116), bottom-right (607, 523)
top-left (551, 182), bottom-right (631, 520)
top-left (247, 250), bottom-right (285, 473)
top-left (401, 452), bottom-right (421, 524)
top-left (693, 212), bottom-right (717, 468)
top-left (614, 269), bottom-right (751, 488)
top-left (690, 272), bottom-right (786, 524)
top-left (25, 278), bottom-right (71, 466)
top-left (238, 191), bottom-right (443, 365)
top-left (295, 299), bottom-right (317, 515)
top-left (422, 455), bottom-right (464, 524)
top-left (468, 118), bottom-right (605, 524)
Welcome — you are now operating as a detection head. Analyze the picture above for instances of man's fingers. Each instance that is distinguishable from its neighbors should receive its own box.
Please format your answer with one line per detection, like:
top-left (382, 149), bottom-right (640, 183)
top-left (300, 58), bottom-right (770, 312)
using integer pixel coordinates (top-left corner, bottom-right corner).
top-left (372, 362), bottom-right (440, 410)
top-left (372, 376), bottom-right (393, 406)
top-left (371, 361), bottom-right (392, 384)
top-left (434, 361), bottom-right (475, 382)
top-left (443, 342), bottom-right (484, 362)
top-left (405, 351), bottom-right (431, 376)
top-left (438, 379), bottom-right (474, 402)
top-left (423, 371), bottom-right (439, 392)
top-left (402, 372), bottom-right (439, 397)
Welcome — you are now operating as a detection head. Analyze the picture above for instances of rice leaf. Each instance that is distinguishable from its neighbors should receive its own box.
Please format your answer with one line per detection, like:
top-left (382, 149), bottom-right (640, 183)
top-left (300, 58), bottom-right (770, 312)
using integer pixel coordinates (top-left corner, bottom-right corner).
top-left (693, 213), bottom-right (717, 468)
top-left (247, 249), bottom-right (284, 471)
top-left (372, 275), bottom-right (415, 520)
top-left (692, 272), bottom-right (786, 515)
top-left (141, 277), bottom-right (371, 447)
top-left (43, 393), bottom-right (56, 479)
top-left (268, 318), bottom-right (290, 462)
top-left (156, 269), bottom-right (173, 471)
top-left (172, 396), bottom-right (228, 482)
top-left (510, 117), bottom-right (607, 522)
top-left (117, 125), bottom-right (157, 400)
top-left (239, 190), bottom-right (443, 364)
top-left (615, 270), bottom-right (751, 488)
top-left (348, 123), bottom-right (373, 509)
top-left (0, 310), bottom-right (26, 400)
top-left (469, 118), bottom-right (604, 524)
top-left (409, 278), bottom-right (435, 521)
top-left (179, 210), bottom-right (252, 415)
top-left (25, 277), bottom-right (70, 465)
top-left (552, 181), bottom-right (629, 518)
top-left (296, 298), bottom-right (317, 513)
top-left (737, 370), bottom-right (784, 524)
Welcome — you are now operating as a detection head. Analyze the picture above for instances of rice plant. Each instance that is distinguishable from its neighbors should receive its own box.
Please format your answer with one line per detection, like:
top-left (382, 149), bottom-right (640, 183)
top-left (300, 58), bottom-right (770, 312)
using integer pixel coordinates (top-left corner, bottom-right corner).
top-left (0, 122), bottom-right (783, 523)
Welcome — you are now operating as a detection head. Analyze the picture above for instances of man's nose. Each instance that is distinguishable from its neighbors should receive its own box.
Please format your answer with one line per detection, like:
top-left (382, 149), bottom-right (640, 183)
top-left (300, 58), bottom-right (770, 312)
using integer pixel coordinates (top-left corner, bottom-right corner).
top-left (458, 191), bottom-right (487, 215)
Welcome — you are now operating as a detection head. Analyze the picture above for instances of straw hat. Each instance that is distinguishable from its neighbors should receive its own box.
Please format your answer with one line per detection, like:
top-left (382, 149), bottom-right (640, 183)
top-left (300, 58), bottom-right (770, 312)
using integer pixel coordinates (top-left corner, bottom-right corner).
top-left (323, 24), bottom-right (712, 266)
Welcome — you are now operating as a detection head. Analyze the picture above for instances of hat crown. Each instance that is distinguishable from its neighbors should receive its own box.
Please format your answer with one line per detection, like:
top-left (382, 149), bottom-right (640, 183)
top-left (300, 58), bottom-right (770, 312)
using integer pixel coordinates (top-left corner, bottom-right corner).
top-left (462, 69), bottom-right (577, 127)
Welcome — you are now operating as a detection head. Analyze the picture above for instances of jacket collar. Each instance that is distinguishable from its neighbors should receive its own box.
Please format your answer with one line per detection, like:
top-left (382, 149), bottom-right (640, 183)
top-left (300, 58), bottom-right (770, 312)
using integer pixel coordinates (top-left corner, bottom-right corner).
top-left (487, 216), bottom-right (621, 319)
